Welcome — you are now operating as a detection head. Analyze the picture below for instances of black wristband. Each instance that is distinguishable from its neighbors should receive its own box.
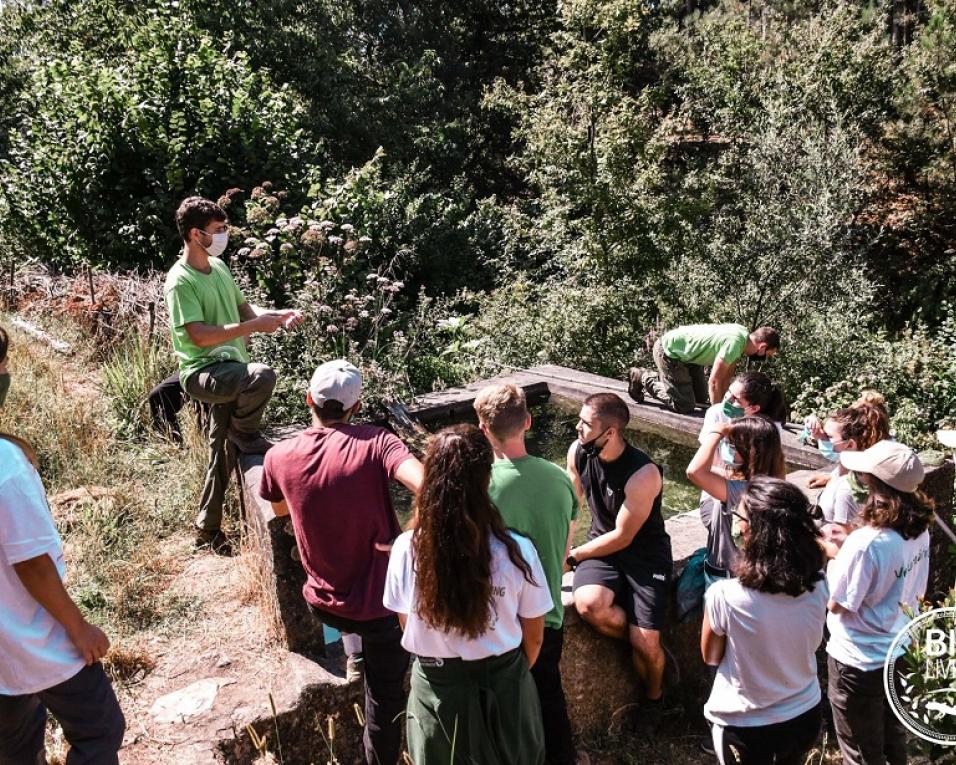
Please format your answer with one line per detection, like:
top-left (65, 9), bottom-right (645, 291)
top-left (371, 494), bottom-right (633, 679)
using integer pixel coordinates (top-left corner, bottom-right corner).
top-left (566, 554), bottom-right (579, 570)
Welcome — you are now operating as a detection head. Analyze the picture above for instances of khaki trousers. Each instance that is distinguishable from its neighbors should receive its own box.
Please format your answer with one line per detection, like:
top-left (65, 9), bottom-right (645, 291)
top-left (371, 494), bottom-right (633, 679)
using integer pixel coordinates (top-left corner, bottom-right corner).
top-left (184, 361), bottom-right (276, 531)
top-left (643, 338), bottom-right (708, 414)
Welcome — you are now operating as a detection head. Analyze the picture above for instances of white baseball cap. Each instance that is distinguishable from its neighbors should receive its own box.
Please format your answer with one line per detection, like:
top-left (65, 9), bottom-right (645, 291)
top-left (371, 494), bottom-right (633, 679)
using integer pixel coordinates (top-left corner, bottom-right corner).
top-left (840, 439), bottom-right (925, 494)
top-left (308, 359), bottom-right (362, 411)
top-left (938, 429), bottom-right (956, 449)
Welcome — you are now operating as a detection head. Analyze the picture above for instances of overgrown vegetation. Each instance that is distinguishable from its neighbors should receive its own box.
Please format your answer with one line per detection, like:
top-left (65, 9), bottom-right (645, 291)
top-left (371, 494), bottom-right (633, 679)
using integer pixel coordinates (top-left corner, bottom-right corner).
top-left (1, 0), bottom-right (955, 447)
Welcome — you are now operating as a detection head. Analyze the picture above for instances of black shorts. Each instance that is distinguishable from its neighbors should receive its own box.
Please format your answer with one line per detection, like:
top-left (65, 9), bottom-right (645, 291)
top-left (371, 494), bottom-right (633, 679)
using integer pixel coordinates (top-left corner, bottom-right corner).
top-left (572, 557), bottom-right (670, 630)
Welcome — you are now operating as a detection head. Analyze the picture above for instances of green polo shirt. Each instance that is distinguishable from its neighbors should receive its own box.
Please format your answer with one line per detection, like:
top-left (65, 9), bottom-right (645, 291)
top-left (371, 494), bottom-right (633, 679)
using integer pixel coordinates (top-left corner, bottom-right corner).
top-left (489, 455), bottom-right (578, 630)
top-left (164, 256), bottom-right (249, 386)
top-left (661, 323), bottom-right (749, 367)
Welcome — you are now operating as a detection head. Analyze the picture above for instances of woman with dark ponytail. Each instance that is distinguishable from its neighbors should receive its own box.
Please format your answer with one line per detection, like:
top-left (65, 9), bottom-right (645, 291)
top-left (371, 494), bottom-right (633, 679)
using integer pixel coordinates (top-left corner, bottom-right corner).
top-left (384, 424), bottom-right (552, 764)
top-left (687, 416), bottom-right (786, 586)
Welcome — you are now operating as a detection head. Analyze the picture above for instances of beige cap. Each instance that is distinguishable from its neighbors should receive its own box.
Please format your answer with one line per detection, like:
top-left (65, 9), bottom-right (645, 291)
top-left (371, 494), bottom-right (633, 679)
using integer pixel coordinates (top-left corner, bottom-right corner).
top-left (840, 440), bottom-right (925, 493)
top-left (308, 359), bottom-right (362, 410)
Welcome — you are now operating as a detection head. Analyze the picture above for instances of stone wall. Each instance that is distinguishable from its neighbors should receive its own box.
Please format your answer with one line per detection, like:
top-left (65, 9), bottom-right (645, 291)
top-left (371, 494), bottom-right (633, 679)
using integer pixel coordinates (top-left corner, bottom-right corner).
top-left (241, 458), bottom-right (325, 656)
top-left (559, 512), bottom-right (709, 736)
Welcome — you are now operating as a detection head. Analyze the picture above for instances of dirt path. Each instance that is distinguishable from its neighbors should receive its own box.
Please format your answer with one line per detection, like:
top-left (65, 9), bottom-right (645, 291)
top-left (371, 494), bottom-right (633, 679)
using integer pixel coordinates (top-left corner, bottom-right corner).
top-left (116, 544), bottom-right (295, 764)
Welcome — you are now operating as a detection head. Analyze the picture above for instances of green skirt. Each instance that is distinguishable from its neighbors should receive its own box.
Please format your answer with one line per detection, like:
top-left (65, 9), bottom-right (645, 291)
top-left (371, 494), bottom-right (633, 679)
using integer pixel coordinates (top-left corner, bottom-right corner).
top-left (406, 647), bottom-right (545, 765)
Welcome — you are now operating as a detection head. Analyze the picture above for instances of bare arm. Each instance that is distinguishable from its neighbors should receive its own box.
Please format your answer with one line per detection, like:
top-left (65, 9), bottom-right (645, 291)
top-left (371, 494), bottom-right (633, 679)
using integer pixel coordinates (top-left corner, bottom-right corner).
top-left (397, 613), bottom-right (407, 630)
top-left (708, 357), bottom-right (736, 405)
top-left (827, 599), bottom-right (847, 614)
top-left (519, 615), bottom-right (545, 668)
top-left (572, 464), bottom-right (662, 560)
top-left (13, 554), bottom-right (109, 665)
top-left (565, 442), bottom-right (585, 508)
top-left (700, 608), bottom-right (727, 667)
top-left (238, 302), bottom-right (304, 325)
top-left (184, 314), bottom-right (280, 348)
top-left (686, 430), bottom-right (730, 502)
top-left (562, 520), bottom-right (576, 573)
top-left (185, 301), bottom-right (304, 348)
top-left (270, 499), bottom-right (291, 518)
top-left (394, 457), bottom-right (424, 494)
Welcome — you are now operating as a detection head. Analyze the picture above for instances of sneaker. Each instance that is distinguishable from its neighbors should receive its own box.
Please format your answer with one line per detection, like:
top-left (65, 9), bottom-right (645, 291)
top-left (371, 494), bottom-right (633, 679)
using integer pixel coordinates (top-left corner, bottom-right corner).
top-left (346, 653), bottom-right (365, 684)
top-left (227, 430), bottom-right (274, 455)
top-left (627, 367), bottom-right (646, 403)
top-left (632, 695), bottom-right (665, 737)
top-left (607, 702), bottom-right (640, 736)
top-left (195, 528), bottom-right (234, 556)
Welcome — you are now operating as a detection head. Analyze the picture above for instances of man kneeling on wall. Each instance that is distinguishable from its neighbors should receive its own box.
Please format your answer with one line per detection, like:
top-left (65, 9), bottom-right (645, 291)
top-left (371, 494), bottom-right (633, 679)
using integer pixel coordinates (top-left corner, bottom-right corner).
top-left (629, 323), bottom-right (780, 414)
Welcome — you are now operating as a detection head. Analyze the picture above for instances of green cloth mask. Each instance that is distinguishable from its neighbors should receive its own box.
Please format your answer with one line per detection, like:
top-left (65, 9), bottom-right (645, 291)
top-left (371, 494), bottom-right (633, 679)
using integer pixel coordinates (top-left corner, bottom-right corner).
top-left (722, 394), bottom-right (745, 419)
top-left (0, 373), bottom-right (9, 407)
top-left (847, 471), bottom-right (869, 505)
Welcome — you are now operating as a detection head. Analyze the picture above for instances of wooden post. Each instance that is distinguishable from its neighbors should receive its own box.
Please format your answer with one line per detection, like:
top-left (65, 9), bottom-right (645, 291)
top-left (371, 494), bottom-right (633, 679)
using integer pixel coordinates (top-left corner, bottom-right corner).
top-left (87, 265), bottom-right (96, 305)
top-left (147, 301), bottom-right (156, 345)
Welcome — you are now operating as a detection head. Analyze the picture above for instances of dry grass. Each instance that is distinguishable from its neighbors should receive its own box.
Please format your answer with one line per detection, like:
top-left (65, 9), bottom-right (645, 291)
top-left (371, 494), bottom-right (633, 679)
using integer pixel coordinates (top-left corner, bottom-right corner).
top-left (0, 315), bottom-right (213, 637)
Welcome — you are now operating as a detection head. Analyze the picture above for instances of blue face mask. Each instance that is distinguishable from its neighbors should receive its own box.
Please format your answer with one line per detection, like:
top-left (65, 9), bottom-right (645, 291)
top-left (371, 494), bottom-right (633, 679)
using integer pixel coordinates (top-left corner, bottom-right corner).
top-left (817, 439), bottom-right (839, 463)
top-left (719, 438), bottom-right (740, 466)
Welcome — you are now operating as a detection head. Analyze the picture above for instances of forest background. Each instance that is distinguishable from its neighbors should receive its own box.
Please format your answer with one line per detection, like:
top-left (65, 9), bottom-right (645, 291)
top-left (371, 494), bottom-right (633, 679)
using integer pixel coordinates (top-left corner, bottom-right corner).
top-left (1, 0), bottom-right (955, 448)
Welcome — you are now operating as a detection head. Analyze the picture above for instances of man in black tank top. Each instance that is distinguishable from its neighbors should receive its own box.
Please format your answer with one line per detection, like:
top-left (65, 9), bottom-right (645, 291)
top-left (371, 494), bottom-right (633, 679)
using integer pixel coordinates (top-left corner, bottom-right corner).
top-left (566, 393), bottom-right (672, 726)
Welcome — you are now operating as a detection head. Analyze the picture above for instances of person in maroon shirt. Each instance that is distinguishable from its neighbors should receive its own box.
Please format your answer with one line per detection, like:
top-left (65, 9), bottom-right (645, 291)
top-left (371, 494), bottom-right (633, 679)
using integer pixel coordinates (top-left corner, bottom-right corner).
top-left (259, 359), bottom-right (423, 765)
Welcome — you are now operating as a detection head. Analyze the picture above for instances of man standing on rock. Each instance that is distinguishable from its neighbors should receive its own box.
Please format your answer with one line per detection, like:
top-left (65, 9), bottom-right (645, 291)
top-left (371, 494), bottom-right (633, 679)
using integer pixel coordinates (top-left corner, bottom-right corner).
top-left (473, 384), bottom-right (586, 765)
top-left (258, 359), bottom-right (423, 765)
top-left (567, 393), bottom-right (672, 733)
top-left (165, 196), bottom-right (302, 554)
top-left (628, 324), bottom-right (780, 414)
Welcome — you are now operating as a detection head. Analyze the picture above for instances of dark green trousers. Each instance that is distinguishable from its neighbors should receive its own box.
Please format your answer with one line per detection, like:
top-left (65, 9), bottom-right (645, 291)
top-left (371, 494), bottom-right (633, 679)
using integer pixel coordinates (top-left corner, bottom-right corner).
top-left (407, 647), bottom-right (545, 765)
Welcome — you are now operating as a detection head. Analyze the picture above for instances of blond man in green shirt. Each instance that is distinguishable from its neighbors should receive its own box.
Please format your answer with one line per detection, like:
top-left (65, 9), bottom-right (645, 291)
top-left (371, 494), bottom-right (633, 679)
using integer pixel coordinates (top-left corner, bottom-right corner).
top-left (629, 324), bottom-right (780, 414)
top-left (474, 384), bottom-right (585, 765)
top-left (164, 197), bottom-right (302, 552)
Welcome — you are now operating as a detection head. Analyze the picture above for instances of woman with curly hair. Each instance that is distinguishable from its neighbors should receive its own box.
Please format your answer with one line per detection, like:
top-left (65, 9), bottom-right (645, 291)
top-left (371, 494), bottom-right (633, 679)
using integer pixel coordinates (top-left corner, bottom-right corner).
top-left (384, 424), bottom-right (552, 765)
top-left (826, 441), bottom-right (932, 765)
top-left (805, 397), bottom-right (891, 555)
top-left (686, 416), bottom-right (786, 587)
top-left (702, 476), bottom-right (827, 764)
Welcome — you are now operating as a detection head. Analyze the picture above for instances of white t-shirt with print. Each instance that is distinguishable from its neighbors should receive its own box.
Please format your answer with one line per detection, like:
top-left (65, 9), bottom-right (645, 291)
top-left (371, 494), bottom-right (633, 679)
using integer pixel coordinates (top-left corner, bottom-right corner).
top-left (826, 525), bottom-right (931, 671)
top-left (383, 529), bottom-right (552, 660)
top-left (704, 577), bottom-right (828, 727)
top-left (0, 439), bottom-right (85, 695)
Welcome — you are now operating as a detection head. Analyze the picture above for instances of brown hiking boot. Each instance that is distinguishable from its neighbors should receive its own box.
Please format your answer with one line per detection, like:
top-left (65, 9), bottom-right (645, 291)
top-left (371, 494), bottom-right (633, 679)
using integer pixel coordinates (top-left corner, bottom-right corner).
top-left (195, 528), bottom-right (234, 556)
top-left (627, 367), bottom-right (646, 403)
top-left (227, 430), bottom-right (274, 455)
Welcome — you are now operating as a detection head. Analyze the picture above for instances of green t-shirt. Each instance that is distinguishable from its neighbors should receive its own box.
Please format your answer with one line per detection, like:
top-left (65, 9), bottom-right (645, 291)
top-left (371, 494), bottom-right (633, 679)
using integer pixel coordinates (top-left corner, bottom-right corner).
top-left (489, 456), bottom-right (578, 629)
top-left (661, 323), bottom-right (748, 367)
top-left (164, 256), bottom-right (250, 386)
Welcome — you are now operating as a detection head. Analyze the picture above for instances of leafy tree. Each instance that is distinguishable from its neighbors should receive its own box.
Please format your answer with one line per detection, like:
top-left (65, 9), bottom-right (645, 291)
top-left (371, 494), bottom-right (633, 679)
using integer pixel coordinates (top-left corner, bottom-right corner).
top-left (0, 2), bottom-right (314, 270)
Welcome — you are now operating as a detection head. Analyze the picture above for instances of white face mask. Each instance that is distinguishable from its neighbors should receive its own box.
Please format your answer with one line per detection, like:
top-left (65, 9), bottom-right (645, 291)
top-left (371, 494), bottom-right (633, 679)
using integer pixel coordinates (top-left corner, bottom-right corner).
top-left (201, 230), bottom-right (229, 257)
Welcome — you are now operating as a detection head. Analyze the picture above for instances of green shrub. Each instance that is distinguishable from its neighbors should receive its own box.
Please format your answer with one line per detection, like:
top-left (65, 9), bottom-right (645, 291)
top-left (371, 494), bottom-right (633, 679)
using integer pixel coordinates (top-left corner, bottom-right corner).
top-left (101, 333), bottom-right (177, 438)
top-left (217, 169), bottom-right (451, 423)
